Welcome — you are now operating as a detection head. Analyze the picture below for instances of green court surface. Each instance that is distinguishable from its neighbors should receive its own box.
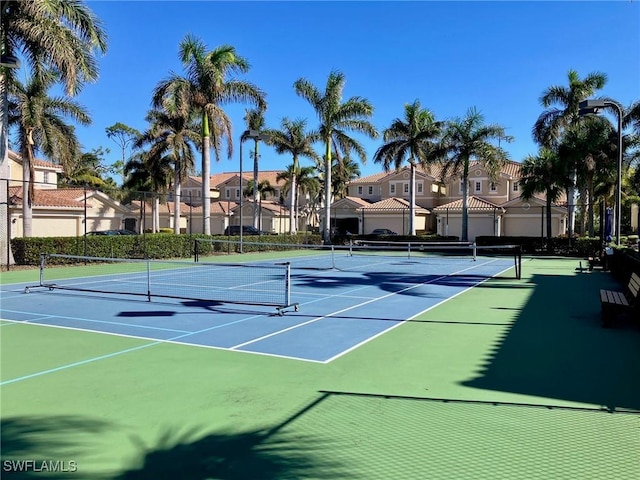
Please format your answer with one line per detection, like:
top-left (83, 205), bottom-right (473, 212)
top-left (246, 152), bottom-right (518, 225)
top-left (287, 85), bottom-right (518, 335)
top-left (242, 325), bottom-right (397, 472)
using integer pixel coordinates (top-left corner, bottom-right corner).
top-left (1, 257), bottom-right (639, 479)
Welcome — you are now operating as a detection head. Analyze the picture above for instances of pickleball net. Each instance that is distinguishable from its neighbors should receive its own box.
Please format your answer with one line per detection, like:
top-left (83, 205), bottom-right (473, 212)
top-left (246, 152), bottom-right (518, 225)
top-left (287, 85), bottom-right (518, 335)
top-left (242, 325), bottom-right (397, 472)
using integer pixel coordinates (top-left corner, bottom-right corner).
top-left (26, 253), bottom-right (298, 313)
top-left (194, 239), bottom-right (522, 279)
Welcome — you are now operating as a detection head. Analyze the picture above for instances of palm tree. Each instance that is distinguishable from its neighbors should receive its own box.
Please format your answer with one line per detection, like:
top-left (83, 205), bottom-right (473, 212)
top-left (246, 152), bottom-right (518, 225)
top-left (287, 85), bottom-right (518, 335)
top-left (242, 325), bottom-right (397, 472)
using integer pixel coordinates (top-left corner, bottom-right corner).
top-left (243, 179), bottom-right (275, 231)
top-left (267, 118), bottom-right (320, 234)
top-left (62, 149), bottom-right (112, 189)
top-left (559, 116), bottom-right (616, 236)
top-left (1, 0), bottom-right (106, 259)
top-left (8, 70), bottom-right (90, 236)
top-left (331, 154), bottom-right (361, 200)
top-left (294, 70), bottom-right (378, 243)
top-left (440, 107), bottom-right (512, 242)
top-left (136, 106), bottom-right (200, 234)
top-left (519, 148), bottom-right (572, 250)
top-left (532, 69), bottom-right (608, 236)
top-left (242, 107), bottom-right (267, 229)
top-left (373, 100), bottom-right (443, 235)
top-left (277, 164), bottom-right (320, 233)
top-left (123, 151), bottom-right (173, 233)
top-left (153, 34), bottom-right (265, 235)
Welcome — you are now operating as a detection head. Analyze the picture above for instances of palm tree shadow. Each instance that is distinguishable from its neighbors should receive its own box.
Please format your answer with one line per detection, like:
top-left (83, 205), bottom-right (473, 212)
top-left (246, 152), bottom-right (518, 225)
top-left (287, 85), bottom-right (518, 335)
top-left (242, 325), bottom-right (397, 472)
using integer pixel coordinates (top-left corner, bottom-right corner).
top-left (1, 416), bottom-right (111, 479)
top-left (115, 426), bottom-right (345, 480)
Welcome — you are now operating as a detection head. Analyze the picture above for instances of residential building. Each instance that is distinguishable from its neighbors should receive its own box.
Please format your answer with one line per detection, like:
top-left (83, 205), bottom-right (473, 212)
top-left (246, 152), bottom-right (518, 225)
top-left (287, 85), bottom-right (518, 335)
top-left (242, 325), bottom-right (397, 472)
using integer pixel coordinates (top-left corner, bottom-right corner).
top-left (345, 161), bottom-right (568, 240)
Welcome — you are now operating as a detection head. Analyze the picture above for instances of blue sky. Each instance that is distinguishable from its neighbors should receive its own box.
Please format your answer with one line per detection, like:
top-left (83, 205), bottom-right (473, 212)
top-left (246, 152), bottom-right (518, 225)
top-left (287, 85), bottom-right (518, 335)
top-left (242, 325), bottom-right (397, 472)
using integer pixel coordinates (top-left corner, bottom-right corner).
top-left (63, 1), bottom-right (640, 180)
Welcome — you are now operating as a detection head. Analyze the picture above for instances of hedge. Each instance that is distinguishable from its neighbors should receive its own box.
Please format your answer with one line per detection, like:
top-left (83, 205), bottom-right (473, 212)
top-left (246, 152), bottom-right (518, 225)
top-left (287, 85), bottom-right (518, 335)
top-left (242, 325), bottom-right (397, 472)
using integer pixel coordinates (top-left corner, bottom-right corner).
top-left (10, 233), bottom-right (324, 266)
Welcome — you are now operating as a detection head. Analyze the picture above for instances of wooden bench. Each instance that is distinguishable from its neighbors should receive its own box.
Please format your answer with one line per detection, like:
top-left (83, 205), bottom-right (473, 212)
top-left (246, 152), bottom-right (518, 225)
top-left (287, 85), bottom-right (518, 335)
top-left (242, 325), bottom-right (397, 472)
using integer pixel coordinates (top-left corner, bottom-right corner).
top-left (600, 272), bottom-right (640, 327)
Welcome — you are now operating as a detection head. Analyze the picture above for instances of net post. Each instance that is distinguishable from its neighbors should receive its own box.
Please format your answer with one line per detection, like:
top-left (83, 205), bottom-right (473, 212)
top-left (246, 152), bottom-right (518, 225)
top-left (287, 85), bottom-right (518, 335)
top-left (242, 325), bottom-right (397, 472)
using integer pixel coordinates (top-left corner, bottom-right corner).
top-left (408, 242), bottom-right (411, 259)
top-left (39, 253), bottom-right (46, 286)
top-left (146, 258), bottom-right (152, 301)
top-left (516, 245), bottom-right (522, 279)
top-left (331, 245), bottom-right (336, 269)
top-left (472, 242), bottom-right (477, 261)
top-left (285, 262), bottom-right (291, 307)
top-left (194, 238), bottom-right (199, 262)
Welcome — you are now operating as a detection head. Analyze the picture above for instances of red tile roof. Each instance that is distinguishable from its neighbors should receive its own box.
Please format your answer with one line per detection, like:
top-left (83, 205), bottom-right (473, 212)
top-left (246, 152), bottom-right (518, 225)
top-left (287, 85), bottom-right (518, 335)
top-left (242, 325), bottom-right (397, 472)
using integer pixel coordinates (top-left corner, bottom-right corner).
top-left (9, 186), bottom-right (86, 208)
top-left (360, 197), bottom-right (429, 213)
top-left (432, 196), bottom-right (504, 212)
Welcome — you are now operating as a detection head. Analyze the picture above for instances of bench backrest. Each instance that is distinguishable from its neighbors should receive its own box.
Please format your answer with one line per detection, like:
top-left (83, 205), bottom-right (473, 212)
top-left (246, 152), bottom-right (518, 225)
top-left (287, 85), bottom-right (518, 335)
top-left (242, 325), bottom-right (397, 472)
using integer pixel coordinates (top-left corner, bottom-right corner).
top-left (629, 272), bottom-right (640, 299)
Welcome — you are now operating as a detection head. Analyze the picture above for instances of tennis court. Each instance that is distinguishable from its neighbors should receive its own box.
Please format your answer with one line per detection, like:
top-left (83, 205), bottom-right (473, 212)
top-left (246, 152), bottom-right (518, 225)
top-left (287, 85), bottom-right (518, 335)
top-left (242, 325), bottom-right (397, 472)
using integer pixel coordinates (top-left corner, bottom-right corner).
top-left (2, 242), bottom-right (520, 363)
top-left (1, 249), bottom-right (639, 479)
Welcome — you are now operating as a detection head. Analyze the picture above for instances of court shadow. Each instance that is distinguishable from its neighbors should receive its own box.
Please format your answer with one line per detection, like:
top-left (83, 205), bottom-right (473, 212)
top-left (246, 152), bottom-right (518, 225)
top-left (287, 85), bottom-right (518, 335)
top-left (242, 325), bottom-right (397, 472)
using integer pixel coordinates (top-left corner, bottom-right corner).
top-left (294, 271), bottom-right (493, 298)
top-left (116, 393), bottom-right (350, 479)
top-left (115, 426), bottom-right (346, 480)
top-left (117, 311), bottom-right (176, 318)
top-left (0, 416), bottom-right (111, 479)
top-left (462, 270), bottom-right (640, 412)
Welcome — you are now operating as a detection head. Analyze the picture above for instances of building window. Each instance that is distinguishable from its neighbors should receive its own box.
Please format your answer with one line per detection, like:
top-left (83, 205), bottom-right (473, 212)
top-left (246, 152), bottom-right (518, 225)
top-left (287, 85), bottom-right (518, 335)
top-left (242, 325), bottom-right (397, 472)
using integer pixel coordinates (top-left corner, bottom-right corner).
top-left (235, 189), bottom-right (240, 199)
top-left (417, 182), bottom-right (423, 194)
top-left (475, 181), bottom-right (481, 193)
top-left (225, 188), bottom-right (230, 199)
top-left (404, 183), bottom-right (409, 194)
top-left (358, 186), bottom-right (363, 195)
top-left (43, 171), bottom-right (50, 184)
top-left (513, 182), bottom-right (519, 192)
top-left (390, 184), bottom-right (395, 194)
top-left (489, 182), bottom-right (497, 192)
top-left (459, 181), bottom-right (464, 193)
top-left (368, 186), bottom-right (373, 195)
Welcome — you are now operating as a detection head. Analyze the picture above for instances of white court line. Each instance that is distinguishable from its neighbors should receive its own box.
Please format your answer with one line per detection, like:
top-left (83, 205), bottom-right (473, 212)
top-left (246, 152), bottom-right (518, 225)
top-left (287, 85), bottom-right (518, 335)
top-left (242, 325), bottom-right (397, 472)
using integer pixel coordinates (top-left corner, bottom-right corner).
top-left (324, 259), bottom-right (526, 363)
top-left (230, 258), bottom-right (501, 351)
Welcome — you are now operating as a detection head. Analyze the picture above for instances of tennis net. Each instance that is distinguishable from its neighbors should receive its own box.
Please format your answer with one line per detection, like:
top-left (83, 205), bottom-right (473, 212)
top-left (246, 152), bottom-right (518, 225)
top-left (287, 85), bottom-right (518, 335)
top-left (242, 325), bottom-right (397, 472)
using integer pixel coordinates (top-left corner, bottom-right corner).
top-left (194, 239), bottom-right (522, 278)
top-left (27, 253), bottom-right (298, 312)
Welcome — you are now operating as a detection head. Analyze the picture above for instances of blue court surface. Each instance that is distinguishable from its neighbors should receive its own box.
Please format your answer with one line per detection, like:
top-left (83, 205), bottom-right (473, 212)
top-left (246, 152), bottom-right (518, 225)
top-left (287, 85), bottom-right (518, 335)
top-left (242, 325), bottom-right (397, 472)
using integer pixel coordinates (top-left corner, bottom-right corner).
top-left (0, 254), bottom-right (517, 363)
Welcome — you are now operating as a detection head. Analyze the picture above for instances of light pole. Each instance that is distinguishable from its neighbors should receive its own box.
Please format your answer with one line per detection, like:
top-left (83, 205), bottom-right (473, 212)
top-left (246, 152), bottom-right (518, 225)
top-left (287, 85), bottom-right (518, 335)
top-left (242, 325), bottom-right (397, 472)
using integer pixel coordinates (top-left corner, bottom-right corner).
top-left (239, 129), bottom-right (269, 253)
top-left (579, 99), bottom-right (624, 246)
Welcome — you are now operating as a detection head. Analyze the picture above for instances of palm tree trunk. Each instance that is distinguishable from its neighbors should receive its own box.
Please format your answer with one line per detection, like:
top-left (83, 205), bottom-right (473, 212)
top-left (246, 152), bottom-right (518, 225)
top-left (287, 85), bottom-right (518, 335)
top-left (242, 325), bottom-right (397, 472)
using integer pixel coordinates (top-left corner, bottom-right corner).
top-left (323, 140), bottom-right (332, 244)
top-left (461, 166), bottom-right (469, 242)
top-left (289, 176), bottom-right (297, 234)
top-left (173, 172), bottom-right (181, 234)
top-left (151, 196), bottom-right (157, 233)
top-left (409, 161), bottom-right (416, 235)
top-left (22, 148), bottom-right (33, 237)
top-left (567, 170), bottom-right (577, 238)
top-left (202, 112), bottom-right (211, 235)
top-left (546, 196), bottom-right (553, 253)
top-left (0, 75), bottom-right (15, 265)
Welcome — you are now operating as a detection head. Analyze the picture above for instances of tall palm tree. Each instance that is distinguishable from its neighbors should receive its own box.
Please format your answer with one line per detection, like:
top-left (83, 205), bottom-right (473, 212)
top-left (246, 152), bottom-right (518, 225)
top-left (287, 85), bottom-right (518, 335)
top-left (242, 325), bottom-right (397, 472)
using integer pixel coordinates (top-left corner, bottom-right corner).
top-left (532, 69), bottom-right (607, 236)
top-left (519, 148), bottom-right (572, 250)
top-left (267, 118), bottom-right (320, 233)
top-left (137, 106), bottom-right (200, 234)
top-left (294, 70), bottom-right (378, 243)
top-left (1, 0), bottom-right (106, 259)
top-left (440, 107), bottom-right (512, 242)
top-left (123, 150), bottom-right (173, 233)
top-left (8, 70), bottom-right (90, 236)
top-left (243, 179), bottom-right (275, 231)
top-left (242, 107), bottom-right (267, 229)
top-left (153, 35), bottom-right (265, 235)
top-left (373, 100), bottom-right (443, 235)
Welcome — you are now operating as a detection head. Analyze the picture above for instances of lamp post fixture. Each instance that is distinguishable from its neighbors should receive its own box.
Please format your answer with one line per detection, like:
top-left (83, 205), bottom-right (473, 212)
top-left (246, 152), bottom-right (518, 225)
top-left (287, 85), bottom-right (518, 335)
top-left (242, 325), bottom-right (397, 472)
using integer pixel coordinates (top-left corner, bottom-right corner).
top-left (239, 129), bottom-right (269, 253)
top-left (579, 99), bottom-right (624, 246)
